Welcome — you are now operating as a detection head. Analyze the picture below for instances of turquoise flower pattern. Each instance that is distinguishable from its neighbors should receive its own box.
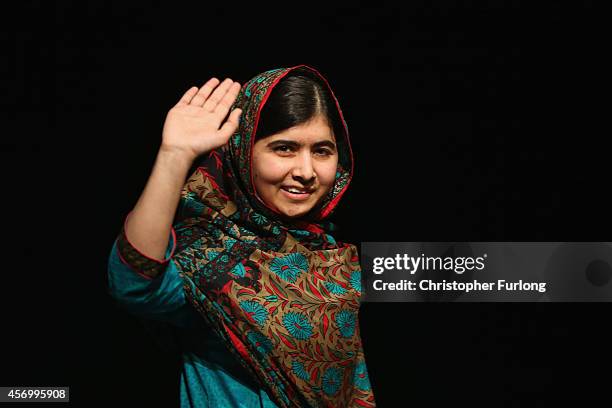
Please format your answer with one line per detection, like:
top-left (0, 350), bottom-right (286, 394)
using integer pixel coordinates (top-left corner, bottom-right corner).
top-left (289, 229), bottom-right (311, 237)
top-left (230, 262), bottom-right (246, 278)
top-left (335, 310), bottom-right (356, 338)
top-left (291, 360), bottom-right (310, 381)
top-left (246, 331), bottom-right (273, 355)
top-left (353, 361), bottom-right (371, 391)
top-left (251, 212), bottom-right (269, 225)
top-left (324, 281), bottom-right (347, 296)
top-left (270, 253), bottom-right (309, 283)
top-left (349, 270), bottom-right (362, 292)
top-left (223, 237), bottom-right (236, 251)
top-left (240, 300), bottom-right (268, 326)
top-left (282, 312), bottom-right (313, 340)
top-left (322, 367), bottom-right (342, 395)
top-left (206, 249), bottom-right (221, 261)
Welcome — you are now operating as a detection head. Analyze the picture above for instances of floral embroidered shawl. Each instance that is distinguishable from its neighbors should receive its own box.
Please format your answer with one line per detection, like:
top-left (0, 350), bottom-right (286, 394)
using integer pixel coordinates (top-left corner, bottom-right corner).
top-left (172, 65), bottom-right (376, 407)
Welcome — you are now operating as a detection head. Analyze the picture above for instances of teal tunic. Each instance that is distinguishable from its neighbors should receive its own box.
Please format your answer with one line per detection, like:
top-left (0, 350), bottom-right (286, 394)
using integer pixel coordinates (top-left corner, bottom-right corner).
top-left (107, 232), bottom-right (279, 408)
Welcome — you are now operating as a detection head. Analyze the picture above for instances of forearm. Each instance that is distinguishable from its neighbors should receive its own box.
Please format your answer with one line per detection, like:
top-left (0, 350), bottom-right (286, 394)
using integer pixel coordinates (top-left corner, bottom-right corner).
top-left (124, 147), bottom-right (195, 260)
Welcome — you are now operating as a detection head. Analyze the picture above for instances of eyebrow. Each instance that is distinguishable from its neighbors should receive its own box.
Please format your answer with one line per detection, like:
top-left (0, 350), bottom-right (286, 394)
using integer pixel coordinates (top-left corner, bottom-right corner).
top-left (267, 139), bottom-right (337, 150)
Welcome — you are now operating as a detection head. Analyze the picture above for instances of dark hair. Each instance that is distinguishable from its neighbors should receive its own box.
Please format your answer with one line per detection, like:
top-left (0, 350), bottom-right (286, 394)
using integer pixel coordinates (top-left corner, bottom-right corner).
top-left (254, 68), bottom-right (344, 141)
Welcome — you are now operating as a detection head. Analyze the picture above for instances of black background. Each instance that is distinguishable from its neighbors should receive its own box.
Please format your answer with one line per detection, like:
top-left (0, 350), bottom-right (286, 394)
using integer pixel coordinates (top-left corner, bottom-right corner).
top-left (5, 0), bottom-right (608, 406)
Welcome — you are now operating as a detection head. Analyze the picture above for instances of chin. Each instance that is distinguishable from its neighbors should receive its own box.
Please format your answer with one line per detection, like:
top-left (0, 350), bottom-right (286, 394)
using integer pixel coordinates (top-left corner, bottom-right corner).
top-left (273, 201), bottom-right (315, 219)
top-left (277, 204), bottom-right (314, 219)
top-left (279, 210), bottom-right (308, 219)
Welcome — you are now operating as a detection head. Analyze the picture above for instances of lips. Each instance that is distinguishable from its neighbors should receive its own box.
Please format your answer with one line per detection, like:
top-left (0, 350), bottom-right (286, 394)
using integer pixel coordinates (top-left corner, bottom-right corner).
top-left (281, 186), bottom-right (314, 194)
top-left (280, 186), bottom-right (314, 201)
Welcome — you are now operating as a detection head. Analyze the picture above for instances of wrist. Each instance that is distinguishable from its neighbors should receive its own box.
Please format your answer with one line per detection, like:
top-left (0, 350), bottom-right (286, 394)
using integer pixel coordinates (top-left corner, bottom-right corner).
top-left (158, 145), bottom-right (197, 166)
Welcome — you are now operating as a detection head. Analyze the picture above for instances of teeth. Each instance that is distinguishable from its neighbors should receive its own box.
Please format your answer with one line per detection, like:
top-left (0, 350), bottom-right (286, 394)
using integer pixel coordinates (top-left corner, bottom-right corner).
top-left (285, 188), bottom-right (306, 194)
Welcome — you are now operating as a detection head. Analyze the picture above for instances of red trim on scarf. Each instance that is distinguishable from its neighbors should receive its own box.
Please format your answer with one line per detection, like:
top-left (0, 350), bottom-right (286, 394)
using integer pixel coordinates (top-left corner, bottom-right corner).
top-left (222, 321), bottom-right (254, 366)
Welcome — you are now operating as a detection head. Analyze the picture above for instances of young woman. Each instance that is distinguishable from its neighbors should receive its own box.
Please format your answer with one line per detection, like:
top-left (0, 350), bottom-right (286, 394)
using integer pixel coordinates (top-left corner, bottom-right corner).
top-left (107, 65), bottom-right (376, 407)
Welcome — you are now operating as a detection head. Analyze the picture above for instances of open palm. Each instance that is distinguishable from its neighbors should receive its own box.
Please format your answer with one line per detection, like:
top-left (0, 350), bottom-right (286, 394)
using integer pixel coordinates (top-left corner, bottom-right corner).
top-left (161, 77), bottom-right (242, 160)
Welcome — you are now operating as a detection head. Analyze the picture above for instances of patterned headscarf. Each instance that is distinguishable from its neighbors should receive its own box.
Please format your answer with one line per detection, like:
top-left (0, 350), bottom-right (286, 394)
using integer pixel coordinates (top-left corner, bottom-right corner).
top-left (172, 65), bottom-right (376, 407)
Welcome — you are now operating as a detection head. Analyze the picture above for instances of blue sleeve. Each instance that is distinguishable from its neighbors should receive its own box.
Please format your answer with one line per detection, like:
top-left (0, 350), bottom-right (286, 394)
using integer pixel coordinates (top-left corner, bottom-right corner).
top-left (107, 213), bottom-right (202, 327)
top-left (106, 213), bottom-right (197, 326)
top-left (107, 239), bottom-right (185, 313)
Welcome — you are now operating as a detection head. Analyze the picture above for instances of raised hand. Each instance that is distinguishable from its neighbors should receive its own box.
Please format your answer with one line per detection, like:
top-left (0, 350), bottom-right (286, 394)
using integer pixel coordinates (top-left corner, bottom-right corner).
top-left (160, 77), bottom-right (242, 161)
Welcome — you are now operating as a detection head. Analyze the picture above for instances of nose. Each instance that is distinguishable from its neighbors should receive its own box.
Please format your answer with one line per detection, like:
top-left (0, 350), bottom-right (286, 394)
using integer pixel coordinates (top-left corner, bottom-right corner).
top-left (291, 151), bottom-right (315, 184)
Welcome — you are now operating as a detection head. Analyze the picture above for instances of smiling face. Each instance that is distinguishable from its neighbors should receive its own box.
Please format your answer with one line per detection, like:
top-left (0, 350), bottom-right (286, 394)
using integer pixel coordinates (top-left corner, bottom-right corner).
top-left (252, 114), bottom-right (339, 220)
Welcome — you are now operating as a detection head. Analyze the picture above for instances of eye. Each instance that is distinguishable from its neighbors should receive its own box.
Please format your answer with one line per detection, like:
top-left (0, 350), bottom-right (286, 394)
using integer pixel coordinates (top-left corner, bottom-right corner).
top-left (273, 145), bottom-right (294, 154)
top-left (314, 148), bottom-right (333, 156)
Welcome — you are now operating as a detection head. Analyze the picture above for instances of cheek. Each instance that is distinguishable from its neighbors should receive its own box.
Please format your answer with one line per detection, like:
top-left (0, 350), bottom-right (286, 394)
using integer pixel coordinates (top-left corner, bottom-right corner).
top-left (317, 161), bottom-right (339, 187)
top-left (253, 157), bottom-right (287, 188)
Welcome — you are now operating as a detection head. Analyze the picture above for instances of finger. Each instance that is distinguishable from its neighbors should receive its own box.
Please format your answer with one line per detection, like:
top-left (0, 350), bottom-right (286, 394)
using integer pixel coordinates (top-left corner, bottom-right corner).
top-left (214, 82), bottom-right (242, 116)
top-left (202, 78), bottom-right (234, 112)
top-left (175, 86), bottom-right (199, 107)
top-left (217, 108), bottom-right (242, 140)
top-left (189, 77), bottom-right (221, 107)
